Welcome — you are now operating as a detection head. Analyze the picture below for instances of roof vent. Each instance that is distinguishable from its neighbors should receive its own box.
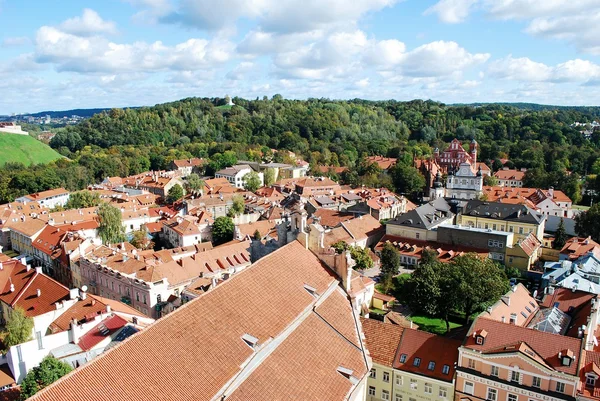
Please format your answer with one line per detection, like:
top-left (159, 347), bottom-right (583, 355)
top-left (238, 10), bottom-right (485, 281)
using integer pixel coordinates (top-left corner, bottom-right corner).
top-left (303, 284), bottom-right (318, 297)
top-left (336, 366), bottom-right (358, 383)
top-left (241, 333), bottom-right (259, 349)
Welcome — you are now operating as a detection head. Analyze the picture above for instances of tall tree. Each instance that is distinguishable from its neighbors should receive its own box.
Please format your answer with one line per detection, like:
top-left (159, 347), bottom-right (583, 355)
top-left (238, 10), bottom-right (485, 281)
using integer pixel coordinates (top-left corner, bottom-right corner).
top-left (64, 190), bottom-right (101, 209)
top-left (243, 171), bottom-right (262, 192)
top-left (264, 168), bottom-right (275, 187)
top-left (98, 202), bottom-right (126, 245)
top-left (575, 204), bottom-right (600, 242)
top-left (212, 216), bottom-right (235, 245)
top-left (167, 184), bottom-right (184, 203)
top-left (3, 307), bottom-right (33, 349)
top-left (553, 218), bottom-right (568, 249)
top-left (227, 195), bottom-right (245, 217)
top-left (380, 243), bottom-right (400, 292)
top-left (391, 163), bottom-right (426, 198)
top-left (130, 230), bottom-right (154, 250)
top-left (19, 356), bottom-right (73, 400)
top-left (406, 263), bottom-right (441, 316)
top-left (185, 173), bottom-right (204, 195)
top-left (349, 246), bottom-right (373, 270)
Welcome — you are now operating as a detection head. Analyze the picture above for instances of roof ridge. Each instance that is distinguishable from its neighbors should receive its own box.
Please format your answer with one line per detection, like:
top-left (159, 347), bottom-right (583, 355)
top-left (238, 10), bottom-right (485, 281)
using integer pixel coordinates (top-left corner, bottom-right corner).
top-left (476, 317), bottom-right (582, 341)
top-left (11, 270), bottom-right (38, 306)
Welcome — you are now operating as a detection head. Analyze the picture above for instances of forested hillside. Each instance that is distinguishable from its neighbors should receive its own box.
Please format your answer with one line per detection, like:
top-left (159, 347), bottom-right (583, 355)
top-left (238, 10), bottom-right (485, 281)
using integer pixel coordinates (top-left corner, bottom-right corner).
top-left (1, 96), bottom-right (600, 204)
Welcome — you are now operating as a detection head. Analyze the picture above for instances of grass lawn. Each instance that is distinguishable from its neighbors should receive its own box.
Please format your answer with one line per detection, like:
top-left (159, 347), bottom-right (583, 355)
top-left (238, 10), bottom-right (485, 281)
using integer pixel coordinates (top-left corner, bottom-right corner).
top-left (369, 308), bottom-right (388, 316)
top-left (573, 205), bottom-right (590, 211)
top-left (409, 314), bottom-right (463, 335)
top-left (0, 133), bottom-right (62, 166)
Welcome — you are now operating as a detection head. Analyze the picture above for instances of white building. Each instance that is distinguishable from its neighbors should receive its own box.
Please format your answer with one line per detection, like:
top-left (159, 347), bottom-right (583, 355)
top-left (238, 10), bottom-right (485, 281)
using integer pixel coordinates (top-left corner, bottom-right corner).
top-left (16, 188), bottom-right (70, 209)
top-left (0, 122), bottom-right (28, 135)
top-left (215, 165), bottom-right (264, 189)
top-left (445, 162), bottom-right (483, 200)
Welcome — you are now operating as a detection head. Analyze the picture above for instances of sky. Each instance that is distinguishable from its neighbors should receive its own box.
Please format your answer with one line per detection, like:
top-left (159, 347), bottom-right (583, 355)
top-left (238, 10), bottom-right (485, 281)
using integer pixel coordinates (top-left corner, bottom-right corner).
top-left (1, 0), bottom-right (600, 114)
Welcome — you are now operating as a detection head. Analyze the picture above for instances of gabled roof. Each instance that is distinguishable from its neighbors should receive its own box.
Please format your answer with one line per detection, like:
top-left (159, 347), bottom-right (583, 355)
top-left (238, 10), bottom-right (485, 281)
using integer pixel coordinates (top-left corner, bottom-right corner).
top-left (172, 158), bottom-right (205, 168)
top-left (462, 200), bottom-right (545, 224)
top-left (493, 169), bottom-right (526, 181)
top-left (8, 218), bottom-right (47, 237)
top-left (479, 283), bottom-right (538, 326)
top-left (561, 237), bottom-right (600, 261)
top-left (464, 317), bottom-right (582, 375)
top-left (394, 328), bottom-right (461, 382)
top-left (30, 241), bottom-right (368, 401)
top-left (77, 314), bottom-right (128, 351)
top-left (23, 188), bottom-right (69, 201)
top-left (361, 318), bottom-right (404, 367)
top-left (387, 198), bottom-right (453, 230)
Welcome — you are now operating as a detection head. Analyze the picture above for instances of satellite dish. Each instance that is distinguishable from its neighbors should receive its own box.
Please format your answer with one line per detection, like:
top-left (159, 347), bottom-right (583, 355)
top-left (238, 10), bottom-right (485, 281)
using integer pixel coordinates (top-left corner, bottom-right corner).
top-left (81, 285), bottom-right (88, 293)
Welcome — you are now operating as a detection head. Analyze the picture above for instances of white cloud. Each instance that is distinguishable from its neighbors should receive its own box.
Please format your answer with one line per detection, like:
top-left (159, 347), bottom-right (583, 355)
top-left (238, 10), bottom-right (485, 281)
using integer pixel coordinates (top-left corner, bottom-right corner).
top-left (2, 36), bottom-right (31, 47)
top-left (364, 39), bottom-right (406, 66)
top-left (59, 9), bottom-right (117, 36)
top-left (226, 62), bottom-right (258, 80)
top-left (355, 78), bottom-right (370, 88)
top-left (34, 26), bottom-right (233, 73)
top-left (399, 41), bottom-right (489, 77)
top-left (483, 0), bottom-right (597, 20)
top-left (487, 55), bottom-right (600, 83)
top-left (525, 13), bottom-right (600, 55)
top-left (237, 30), bottom-right (323, 57)
top-left (424, 0), bottom-right (479, 24)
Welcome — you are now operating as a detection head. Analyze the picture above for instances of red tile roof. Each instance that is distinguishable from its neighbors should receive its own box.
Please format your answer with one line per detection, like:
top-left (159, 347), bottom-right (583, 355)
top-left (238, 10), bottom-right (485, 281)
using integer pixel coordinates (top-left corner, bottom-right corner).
top-left (366, 156), bottom-right (397, 170)
top-left (561, 237), bottom-right (600, 260)
top-left (361, 318), bottom-right (404, 367)
top-left (465, 317), bottom-right (582, 375)
top-left (494, 169), bottom-right (526, 181)
top-left (394, 328), bottom-right (462, 382)
top-left (375, 235), bottom-right (489, 263)
top-left (77, 314), bottom-right (128, 351)
top-left (30, 241), bottom-right (367, 401)
top-left (24, 188), bottom-right (69, 201)
top-left (312, 209), bottom-right (355, 227)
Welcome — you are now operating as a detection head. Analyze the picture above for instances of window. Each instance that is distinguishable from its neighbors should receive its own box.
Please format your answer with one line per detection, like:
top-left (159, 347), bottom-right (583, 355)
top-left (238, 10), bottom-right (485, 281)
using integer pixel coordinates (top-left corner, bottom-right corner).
top-left (556, 382), bottom-right (565, 393)
top-left (35, 331), bottom-right (43, 350)
top-left (487, 388), bottom-right (497, 401)
top-left (439, 387), bottom-right (447, 398)
top-left (369, 368), bottom-right (376, 379)
top-left (415, 233), bottom-right (420, 239)
top-left (410, 379), bottom-right (418, 390)
top-left (383, 371), bottom-right (390, 383)
top-left (16, 345), bottom-right (23, 363)
top-left (428, 361), bottom-right (436, 371)
top-left (396, 376), bottom-right (403, 386)
top-left (511, 371), bottom-right (520, 383)
top-left (510, 313), bottom-right (517, 325)
top-left (382, 390), bottom-right (390, 401)
top-left (532, 377), bottom-right (541, 388)
top-left (519, 227), bottom-right (524, 234)
top-left (468, 359), bottom-right (476, 369)
top-left (395, 394), bottom-right (403, 401)
top-left (464, 381), bottom-right (474, 395)
top-left (413, 357), bottom-right (421, 367)
top-left (442, 365), bottom-right (450, 375)
top-left (507, 394), bottom-right (517, 401)
top-left (143, 294), bottom-right (147, 305)
top-left (587, 376), bottom-right (597, 387)
top-left (368, 386), bottom-right (376, 396)
top-left (491, 365), bottom-right (499, 377)
top-left (425, 383), bottom-right (432, 394)
top-left (136, 292), bottom-right (140, 302)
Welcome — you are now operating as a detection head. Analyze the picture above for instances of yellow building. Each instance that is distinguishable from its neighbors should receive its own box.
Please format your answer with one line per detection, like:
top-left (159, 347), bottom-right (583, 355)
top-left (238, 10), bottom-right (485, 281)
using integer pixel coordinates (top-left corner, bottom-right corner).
top-left (457, 201), bottom-right (545, 245)
top-left (362, 318), bottom-right (460, 401)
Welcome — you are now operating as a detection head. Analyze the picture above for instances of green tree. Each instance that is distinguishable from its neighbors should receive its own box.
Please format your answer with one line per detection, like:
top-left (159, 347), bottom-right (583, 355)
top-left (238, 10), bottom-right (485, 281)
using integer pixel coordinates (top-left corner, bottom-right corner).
top-left (185, 173), bottom-right (204, 195)
top-left (243, 171), bottom-right (262, 192)
top-left (130, 230), bottom-right (153, 250)
top-left (253, 229), bottom-right (261, 240)
top-left (349, 246), bottom-right (373, 270)
top-left (227, 195), bottom-right (245, 217)
top-left (483, 175), bottom-right (498, 186)
top-left (19, 356), bottom-right (73, 400)
top-left (3, 307), bottom-right (33, 349)
top-left (575, 204), bottom-right (600, 242)
top-left (332, 241), bottom-right (349, 253)
top-left (212, 216), bottom-right (235, 245)
top-left (380, 243), bottom-right (400, 293)
top-left (264, 168), bottom-right (275, 187)
top-left (98, 202), bottom-right (126, 245)
top-left (391, 163), bottom-right (426, 197)
top-left (553, 218), bottom-right (568, 249)
top-left (167, 184), bottom-right (184, 203)
top-left (406, 262), bottom-right (441, 316)
top-left (65, 190), bottom-right (101, 209)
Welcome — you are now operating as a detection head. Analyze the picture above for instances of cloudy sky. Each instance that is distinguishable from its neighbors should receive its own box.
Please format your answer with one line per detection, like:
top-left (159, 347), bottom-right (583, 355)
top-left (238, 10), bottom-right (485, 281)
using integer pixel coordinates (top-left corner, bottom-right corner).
top-left (2, 0), bottom-right (600, 114)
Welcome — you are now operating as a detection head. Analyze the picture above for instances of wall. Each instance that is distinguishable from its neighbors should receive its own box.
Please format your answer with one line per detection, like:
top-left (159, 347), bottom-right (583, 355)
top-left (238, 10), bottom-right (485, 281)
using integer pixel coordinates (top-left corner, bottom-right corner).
top-left (456, 215), bottom-right (544, 245)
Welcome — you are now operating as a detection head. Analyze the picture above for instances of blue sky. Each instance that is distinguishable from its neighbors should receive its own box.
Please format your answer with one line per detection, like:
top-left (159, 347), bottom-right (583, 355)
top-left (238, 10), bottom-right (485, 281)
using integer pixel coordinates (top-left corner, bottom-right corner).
top-left (1, 0), bottom-right (600, 114)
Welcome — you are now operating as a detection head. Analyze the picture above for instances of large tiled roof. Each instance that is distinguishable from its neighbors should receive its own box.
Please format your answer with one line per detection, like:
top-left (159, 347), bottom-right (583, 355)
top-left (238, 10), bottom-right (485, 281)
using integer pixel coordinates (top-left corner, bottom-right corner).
top-left (394, 328), bottom-right (461, 382)
top-left (461, 200), bottom-right (545, 224)
top-left (361, 318), bottom-right (404, 367)
top-left (465, 317), bottom-right (582, 375)
top-left (479, 283), bottom-right (538, 326)
top-left (30, 241), bottom-right (367, 401)
top-left (493, 169), bottom-right (526, 181)
top-left (8, 217), bottom-right (47, 237)
top-left (24, 188), bottom-right (69, 201)
top-left (387, 198), bottom-right (453, 230)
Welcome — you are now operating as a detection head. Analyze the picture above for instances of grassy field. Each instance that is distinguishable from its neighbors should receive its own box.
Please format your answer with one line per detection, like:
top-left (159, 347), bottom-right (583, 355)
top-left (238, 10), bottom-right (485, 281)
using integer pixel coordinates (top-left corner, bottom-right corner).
top-left (0, 133), bottom-right (63, 166)
top-left (409, 314), bottom-right (463, 335)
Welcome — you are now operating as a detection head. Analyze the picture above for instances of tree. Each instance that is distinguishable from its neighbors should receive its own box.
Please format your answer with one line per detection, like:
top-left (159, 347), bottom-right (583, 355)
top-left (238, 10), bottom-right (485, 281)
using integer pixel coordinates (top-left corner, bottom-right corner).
top-left (391, 163), bottom-right (426, 197)
top-left (575, 204), bottom-right (600, 242)
top-left (130, 230), bottom-right (153, 250)
top-left (19, 356), bottom-right (72, 400)
top-left (65, 190), bottom-right (101, 209)
top-left (212, 216), bottom-right (235, 245)
top-left (227, 195), bottom-right (245, 217)
top-left (453, 254), bottom-right (510, 324)
top-left (167, 184), bottom-right (184, 204)
top-left (98, 202), bottom-right (126, 245)
top-left (185, 173), bottom-right (204, 195)
top-left (553, 218), bottom-right (568, 249)
top-left (380, 243), bottom-right (400, 292)
top-left (3, 307), bottom-right (33, 349)
top-left (406, 262), bottom-right (441, 316)
top-left (264, 168), bottom-right (275, 187)
top-left (483, 175), bottom-right (498, 186)
top-left (253, 229), bottom-right (261, 240)
top-left (243, 171), bottom-right (262, 192)
top-left (349, 246), bottom-right (373, 270)
top-left (332, 241), bottom-right (349, 254)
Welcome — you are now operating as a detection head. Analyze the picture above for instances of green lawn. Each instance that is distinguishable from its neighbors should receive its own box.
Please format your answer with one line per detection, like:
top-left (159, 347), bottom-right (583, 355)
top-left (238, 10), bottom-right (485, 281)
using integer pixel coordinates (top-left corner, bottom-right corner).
top-left (0, 133), bottom-right (63, 166)
top-left (409, 314), bottom-right (463, 335)
top-left (573, 205), bottom-right (590, 211)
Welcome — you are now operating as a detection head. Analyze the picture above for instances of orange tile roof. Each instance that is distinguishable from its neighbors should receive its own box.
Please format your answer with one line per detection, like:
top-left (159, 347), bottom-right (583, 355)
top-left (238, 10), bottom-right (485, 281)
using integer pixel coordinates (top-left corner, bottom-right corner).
top-left (518, 232), bottom-right (542, 257)
top-left (32, 225), bottom-right (67, 259)
top-left (561, 237), bottom-right (600, 260)
top-left (465, 317), bottom-right (582, 375)
top-left (394, 328), bottom-right (461, 382)
top-left (361, 318), bottom-right (404, 367)
top-left (236, 220), bottom-right (277, 240)
top-left (479, 283), bottom-right (538, 326)
top-left (493, 169), bottom-right (526, 181)
top-left (30, 241), bottom-right (367, 401)
top-left (312, 209), bottom-right (354, 227)
top-left (366, 156), bottom-right (397, 170)
top-left (78, 314), bottom-right (128, 351)
top-left (24, 188), bottom-right (69, 201)
top-left (375, 235), bottom-right (489, 263)
top-left (172, 158), bottom-right (205, 168)
top-left (8, 218), bottom-right (47, 237)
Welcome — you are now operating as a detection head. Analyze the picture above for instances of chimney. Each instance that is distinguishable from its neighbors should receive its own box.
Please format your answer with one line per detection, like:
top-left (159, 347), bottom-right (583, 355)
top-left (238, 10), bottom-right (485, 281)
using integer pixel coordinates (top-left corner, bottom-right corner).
top-left (70, 318), bottom-right (81, 343)
top-left (20, 257), bottom-right (26, 266)
top-left (69, 288), bottom-right (79, 300)
top-left (26, 264), bottom-right (31, 272)
top-left (36, 289), bottom-right (41, 297)
top-left (548, 187), bottom-right (554, 199)
top-left (106, 305), bottom-right (111, 314)
top-left (35, 266), bottom-right (43, 274)
top-left (91, 298), bottom-right (96, 306)
top-left (10, 284), bottom-right (14, 293)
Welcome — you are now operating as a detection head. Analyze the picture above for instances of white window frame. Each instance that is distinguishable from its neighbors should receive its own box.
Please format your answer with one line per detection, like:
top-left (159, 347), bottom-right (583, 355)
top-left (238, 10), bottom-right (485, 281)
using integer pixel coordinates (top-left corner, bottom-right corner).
top-left (491, 365), bottom-right (499, 377)
top-left (507, 394), bottom-right (518, 401)
top-left (439, 387), bottom-right (447, 399)
top-left (368, 386), bottom-right (376, 396)
top-left (383, 371), bottom-right (390, 383)
top-left (382, 390), bottom-right (390, 401)
top-left (464, 381), bottom-right (474, 395)
top-left (487, 387), bottom-right (497, 401)
top-left (425, 383), bottom-right (432, 394)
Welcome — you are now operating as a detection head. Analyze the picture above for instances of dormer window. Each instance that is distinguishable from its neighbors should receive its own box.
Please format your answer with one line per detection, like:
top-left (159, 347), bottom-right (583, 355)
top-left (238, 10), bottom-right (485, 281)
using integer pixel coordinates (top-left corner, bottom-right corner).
top-left (509, 313), bottom-right (517, 325)
top-left (399, 354), bottom-right (407, 363)
top-left (559, 349), bottom-right (575, 367)
top-left (474, 329), bottom-right (487, 345)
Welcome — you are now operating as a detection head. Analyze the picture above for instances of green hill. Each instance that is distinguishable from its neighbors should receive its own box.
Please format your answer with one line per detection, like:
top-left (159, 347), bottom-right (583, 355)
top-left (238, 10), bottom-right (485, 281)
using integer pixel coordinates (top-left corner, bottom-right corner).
top-left (0, 133), bottom-right (63, 166)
